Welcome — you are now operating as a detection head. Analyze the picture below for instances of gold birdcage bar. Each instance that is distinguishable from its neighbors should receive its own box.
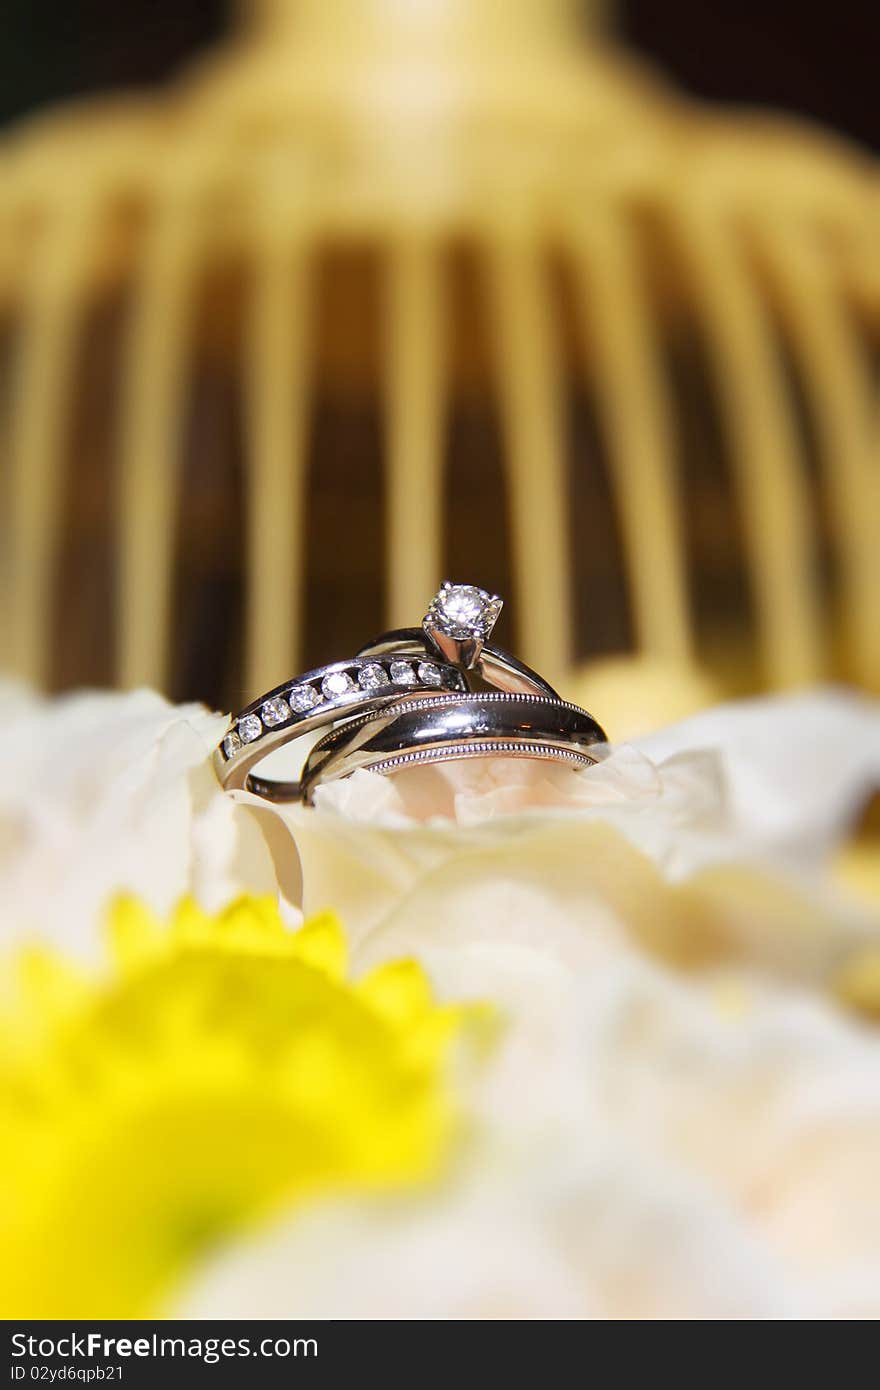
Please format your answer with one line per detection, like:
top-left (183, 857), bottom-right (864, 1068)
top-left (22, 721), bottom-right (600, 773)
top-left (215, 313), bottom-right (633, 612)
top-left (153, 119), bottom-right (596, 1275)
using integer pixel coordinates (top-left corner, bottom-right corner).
top-left (1, 0), bottom-right (877, 722)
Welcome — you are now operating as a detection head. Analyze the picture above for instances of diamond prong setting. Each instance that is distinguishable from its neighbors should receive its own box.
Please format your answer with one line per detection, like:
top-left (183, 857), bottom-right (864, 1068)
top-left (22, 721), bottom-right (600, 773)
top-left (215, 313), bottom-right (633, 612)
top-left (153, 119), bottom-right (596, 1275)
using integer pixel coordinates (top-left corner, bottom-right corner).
top-left (423, 583), bottom-right (503, 643)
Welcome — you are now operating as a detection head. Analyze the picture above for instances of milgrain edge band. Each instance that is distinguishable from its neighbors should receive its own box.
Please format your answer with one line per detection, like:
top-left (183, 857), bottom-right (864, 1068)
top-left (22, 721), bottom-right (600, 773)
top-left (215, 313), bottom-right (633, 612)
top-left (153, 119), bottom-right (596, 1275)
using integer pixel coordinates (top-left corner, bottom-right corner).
top-left (215, 654), bottom-right (469, 799)
top-left (299, 691), bottom-right (608, 803)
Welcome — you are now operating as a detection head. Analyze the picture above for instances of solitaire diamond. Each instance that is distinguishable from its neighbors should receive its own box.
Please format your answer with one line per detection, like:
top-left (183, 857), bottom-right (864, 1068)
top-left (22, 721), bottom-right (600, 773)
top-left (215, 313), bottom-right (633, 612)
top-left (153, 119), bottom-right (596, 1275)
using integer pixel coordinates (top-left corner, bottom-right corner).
top-left (322, 671), bottom-right (356, 700)
top-left (261, 696), bottom-right (290, 727)
top-left (424, 583), bottom-right (502, 642)
top-left (417, 661), bottom-right (444, 686)
top-left (390, 660), bottom-right (418, 686)
top-left (238, 714), bottom-right (262, 743)
top-left (222, 731), bottom-right (242, 759)
top-left (289, 683), bottom-right (321, 713)
top-left (358, 662), bottom-right (389, 690)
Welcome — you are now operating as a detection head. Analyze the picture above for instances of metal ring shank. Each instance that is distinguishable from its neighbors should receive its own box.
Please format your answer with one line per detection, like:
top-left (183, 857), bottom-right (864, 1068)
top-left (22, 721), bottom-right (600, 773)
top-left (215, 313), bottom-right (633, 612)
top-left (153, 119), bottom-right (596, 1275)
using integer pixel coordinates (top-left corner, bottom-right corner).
top-left (357, 628), bottom-right (560, 698)
top-left (300, 692), bottom-right (607, 803)
top-left (215, 655), bottom-right (468, 799)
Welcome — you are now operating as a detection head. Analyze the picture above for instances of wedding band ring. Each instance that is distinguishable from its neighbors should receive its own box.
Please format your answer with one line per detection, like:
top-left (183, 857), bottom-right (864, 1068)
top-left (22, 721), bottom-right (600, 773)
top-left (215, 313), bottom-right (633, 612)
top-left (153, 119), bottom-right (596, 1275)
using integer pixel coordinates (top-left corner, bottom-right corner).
top-left (299, 692), bottom-right (607, 804)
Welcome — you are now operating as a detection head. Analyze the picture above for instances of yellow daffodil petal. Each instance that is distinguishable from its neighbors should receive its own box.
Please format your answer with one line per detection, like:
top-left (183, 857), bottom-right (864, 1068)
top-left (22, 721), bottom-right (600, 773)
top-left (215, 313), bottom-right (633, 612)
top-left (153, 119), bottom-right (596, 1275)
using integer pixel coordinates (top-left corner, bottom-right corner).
top-left (109, 895), bottom-right (163, 970)
top-left (0, 897), bottom-right (481, 1319)
top-left (356, 958), bottom-right (435, 1026)
top-left (289, 910), bottom-right (347, 980)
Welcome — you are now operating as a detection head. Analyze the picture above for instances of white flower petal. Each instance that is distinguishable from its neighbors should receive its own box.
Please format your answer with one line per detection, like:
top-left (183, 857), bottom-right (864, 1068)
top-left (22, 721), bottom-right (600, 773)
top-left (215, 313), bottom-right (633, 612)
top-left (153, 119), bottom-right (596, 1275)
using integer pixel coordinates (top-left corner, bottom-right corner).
top-left (0, 683), bottom-right (293, 956)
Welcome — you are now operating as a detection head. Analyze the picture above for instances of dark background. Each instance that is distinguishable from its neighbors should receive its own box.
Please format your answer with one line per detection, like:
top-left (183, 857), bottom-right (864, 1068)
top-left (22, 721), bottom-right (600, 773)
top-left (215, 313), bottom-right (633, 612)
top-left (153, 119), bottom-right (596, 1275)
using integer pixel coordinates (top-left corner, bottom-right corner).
top-left (0, 1), bottom-right (877, 152)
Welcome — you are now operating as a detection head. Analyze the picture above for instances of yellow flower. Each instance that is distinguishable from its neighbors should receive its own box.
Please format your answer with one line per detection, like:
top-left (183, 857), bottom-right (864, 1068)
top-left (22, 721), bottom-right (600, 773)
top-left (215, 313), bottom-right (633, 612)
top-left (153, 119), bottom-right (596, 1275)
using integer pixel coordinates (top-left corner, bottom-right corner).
top-left (0, 897), bottom-right (477, 1318)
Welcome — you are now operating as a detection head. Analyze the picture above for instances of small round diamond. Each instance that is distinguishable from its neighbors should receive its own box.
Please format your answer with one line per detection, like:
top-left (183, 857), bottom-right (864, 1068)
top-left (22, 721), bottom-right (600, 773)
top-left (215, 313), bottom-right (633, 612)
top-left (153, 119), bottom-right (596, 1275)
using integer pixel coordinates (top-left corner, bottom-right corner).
top-left (358, 662), bottom-right (389, 690)
top-left (390, 660), bottom-right (418, 686)
top-left (238, 713), bottom-right (262, 743)
top-left (222, 731), bottom-right (242, 759)
top-left (417, 661), bottom-right (443, 686)
top-left (289, 683), bottom-right (321, 714)
top-left (261, 696), bottom-right (290, 727)
top-left (322, 671), bottom-right (356, 700)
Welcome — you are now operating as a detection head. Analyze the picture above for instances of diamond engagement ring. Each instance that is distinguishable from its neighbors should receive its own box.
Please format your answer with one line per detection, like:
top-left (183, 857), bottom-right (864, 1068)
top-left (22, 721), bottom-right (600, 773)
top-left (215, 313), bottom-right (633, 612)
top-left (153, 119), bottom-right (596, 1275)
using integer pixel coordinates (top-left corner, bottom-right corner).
top-left (213, 582), bottom-right (608, 803)
top-left (298, 692), bottom-right (607, 804)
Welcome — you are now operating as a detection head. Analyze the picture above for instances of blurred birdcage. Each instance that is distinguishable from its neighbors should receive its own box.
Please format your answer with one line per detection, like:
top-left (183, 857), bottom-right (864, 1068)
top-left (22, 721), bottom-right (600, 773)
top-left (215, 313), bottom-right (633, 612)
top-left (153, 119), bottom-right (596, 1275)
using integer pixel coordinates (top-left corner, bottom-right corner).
top-left (2, 0), bottom-right (878, 730)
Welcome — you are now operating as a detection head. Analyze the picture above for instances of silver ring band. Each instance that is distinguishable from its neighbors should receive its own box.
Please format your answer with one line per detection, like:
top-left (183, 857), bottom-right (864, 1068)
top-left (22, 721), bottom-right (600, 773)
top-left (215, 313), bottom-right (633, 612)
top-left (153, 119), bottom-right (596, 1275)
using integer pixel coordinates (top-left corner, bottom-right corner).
top-left (299, 692), bottom-right (607, 804)
top-left (214, 655), bottom-right (468, 799)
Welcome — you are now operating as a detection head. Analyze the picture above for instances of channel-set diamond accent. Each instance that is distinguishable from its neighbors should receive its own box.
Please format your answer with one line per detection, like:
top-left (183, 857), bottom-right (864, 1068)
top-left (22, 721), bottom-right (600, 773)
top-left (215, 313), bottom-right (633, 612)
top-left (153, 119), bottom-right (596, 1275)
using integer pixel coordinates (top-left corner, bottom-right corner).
top-left (322, 671), bottom-right (356, 699)
top-left (289, 684), bottom-right (321, 713)
top-left (389, 659), bottom-right (418, 686)
top-left (219, 656), bottom-right (467, 762)
top-left (417, 661), bottom-right (443, 686)
top-left (261, 696), bottom-right (291, 727)
top-left (358, 662), bottom-right (390, 690)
